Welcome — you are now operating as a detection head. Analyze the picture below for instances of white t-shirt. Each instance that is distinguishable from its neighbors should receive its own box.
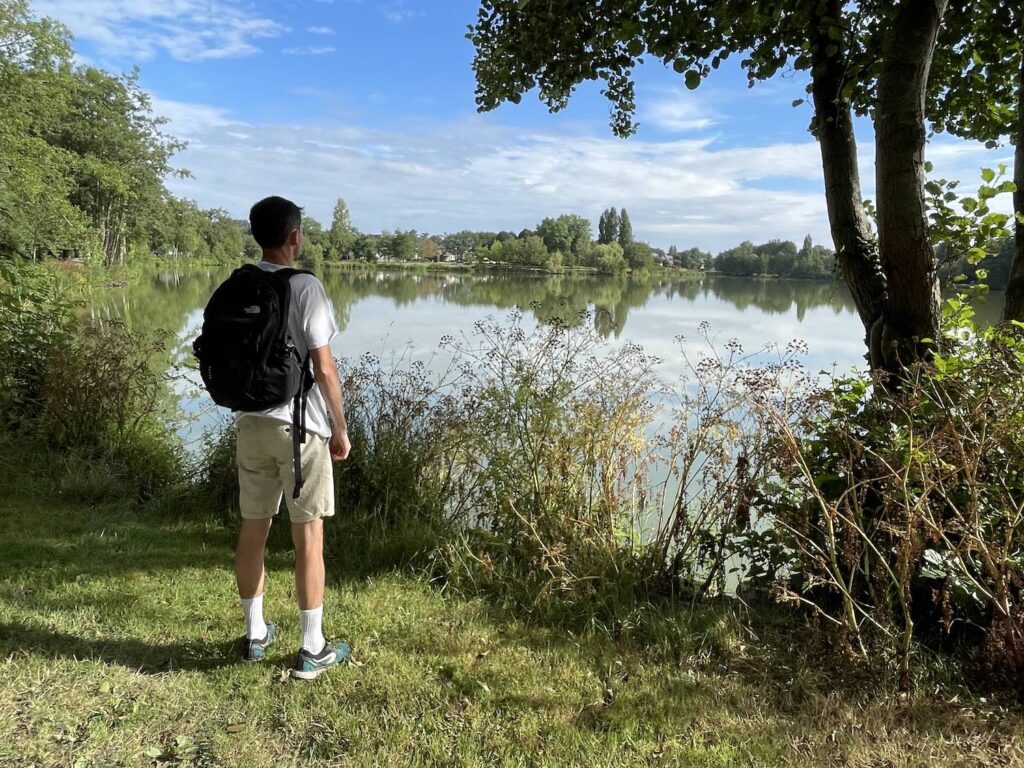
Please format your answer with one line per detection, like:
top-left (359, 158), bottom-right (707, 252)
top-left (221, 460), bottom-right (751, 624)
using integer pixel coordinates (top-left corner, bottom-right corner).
top-left (235, 261), bottom-right (340, 439)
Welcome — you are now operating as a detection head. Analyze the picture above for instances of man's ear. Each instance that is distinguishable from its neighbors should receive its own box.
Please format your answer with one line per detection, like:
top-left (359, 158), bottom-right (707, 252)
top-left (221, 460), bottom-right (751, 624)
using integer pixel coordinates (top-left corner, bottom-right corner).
top-left (289, 228), bottom-right (301, 246)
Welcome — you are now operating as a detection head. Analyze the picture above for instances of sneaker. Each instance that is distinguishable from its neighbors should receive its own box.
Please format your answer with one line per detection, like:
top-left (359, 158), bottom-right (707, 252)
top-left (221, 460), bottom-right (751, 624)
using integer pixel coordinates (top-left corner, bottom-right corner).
top-left (241, 622), bottom-right (276, 662)
top-left (290, 640), bottom-right (352, 680)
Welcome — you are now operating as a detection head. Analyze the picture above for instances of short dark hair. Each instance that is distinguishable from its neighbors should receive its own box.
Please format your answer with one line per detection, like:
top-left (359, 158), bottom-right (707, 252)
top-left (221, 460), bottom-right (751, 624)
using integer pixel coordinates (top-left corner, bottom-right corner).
top-left (249, 196), bottom-right (302, 249)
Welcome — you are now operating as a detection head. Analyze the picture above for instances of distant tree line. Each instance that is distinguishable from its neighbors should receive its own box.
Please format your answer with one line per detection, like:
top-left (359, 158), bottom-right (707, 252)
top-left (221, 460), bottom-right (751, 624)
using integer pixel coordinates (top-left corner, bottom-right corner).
top-left (709, 236), bottom-right (836, 280)
top-left (305, 203), bottom-right (672, 275)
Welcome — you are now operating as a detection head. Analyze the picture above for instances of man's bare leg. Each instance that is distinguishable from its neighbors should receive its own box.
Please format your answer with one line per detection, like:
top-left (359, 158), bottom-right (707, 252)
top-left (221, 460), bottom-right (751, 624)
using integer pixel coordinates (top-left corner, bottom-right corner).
top-left (236, 517), bottom-right (273, 640)
top-left (236, 517), bottom-right (273, 597)
top-left (291, 519), bottom-right (326, 653)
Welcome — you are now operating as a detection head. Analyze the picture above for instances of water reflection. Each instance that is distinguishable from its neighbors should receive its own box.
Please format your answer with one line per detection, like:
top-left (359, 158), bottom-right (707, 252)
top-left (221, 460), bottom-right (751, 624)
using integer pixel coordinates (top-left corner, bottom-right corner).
top-left (100, 267), bottom-right (869, 337)
top-left (97, 264), bottom-right (1006, 383)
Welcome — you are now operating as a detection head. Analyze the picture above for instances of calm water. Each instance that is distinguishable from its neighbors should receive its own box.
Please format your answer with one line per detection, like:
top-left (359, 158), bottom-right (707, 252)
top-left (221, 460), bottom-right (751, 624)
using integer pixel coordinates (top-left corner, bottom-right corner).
top-left (93, 266), bottom-right (1007, 445)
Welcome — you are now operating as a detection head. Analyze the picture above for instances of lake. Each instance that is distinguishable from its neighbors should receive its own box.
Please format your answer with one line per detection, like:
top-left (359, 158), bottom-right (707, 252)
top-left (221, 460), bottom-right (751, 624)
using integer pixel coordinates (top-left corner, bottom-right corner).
top-left (93, 265), bottom-right (1007, 447)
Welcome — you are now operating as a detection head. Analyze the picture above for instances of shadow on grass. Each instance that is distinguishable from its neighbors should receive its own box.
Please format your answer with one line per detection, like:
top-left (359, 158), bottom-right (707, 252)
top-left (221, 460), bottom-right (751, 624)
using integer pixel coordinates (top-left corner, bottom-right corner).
top-left (0, 622), bottom-right (244, 674)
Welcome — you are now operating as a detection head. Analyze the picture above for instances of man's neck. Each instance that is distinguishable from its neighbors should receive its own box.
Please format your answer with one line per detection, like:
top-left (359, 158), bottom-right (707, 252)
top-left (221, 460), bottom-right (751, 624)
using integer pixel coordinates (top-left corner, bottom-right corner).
top-left (260, 249), bottom-right (292, 267)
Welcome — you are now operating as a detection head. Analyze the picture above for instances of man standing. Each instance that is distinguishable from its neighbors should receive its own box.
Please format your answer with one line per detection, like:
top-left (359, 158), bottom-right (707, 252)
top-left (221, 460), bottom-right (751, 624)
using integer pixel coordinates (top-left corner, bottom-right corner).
top-left (231, 195), bottom-right (351, 679)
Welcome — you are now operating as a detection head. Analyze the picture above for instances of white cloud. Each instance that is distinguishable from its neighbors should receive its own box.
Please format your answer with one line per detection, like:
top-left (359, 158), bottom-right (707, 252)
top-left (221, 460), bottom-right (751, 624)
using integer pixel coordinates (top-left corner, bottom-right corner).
top-left (307, 26), bottom-right (335, 35)
top-left (33, 0), bottom-right (282, 61)
top-left (381, 3), bottom-right (425, 23)
top-left (644, 91), bottom-right (718, 132)
top-left (148, 95), bottom-right (238, 137)
top-left (282, 46), bottom-right (336, 56)
top-left (152, 95), bottom-right (1003, 254)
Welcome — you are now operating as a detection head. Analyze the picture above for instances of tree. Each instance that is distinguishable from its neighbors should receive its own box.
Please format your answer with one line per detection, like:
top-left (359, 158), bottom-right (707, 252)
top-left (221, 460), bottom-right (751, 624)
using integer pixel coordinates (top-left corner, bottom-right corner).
top-left (598, 207), bottom-right (619, 244)
top-left (927, 2), bottom-right (1024, 321)
top-left (382, 230), bottom-right (417, 261)
top-left (329, 198), bottom-right (356, 260)
top-left (623, 240), bottom-right (653, 271)
top-left (756, 239), bottom-right (799, 276)
top-left (48, 64), bottom-right (181, 266)
top-left (671, 246), bottom-right (709, 270)
top-left (351, 234), bottom-right (377, 261)
top-left (205, 209), bottom-right (246, 262)
top-left (442, 230), bottom-right (479, 260)
top-left (617, 208), bottom-right (633, 248)
top-left (536, 216), bottom-right (571, 254)
top-left (587, 242), bottom-right (627, 274)
top-left (469, 0), bottom-right (960, 373)
top-left (714, 241), bottom-right (762, 276)
top-left (0, 1), bottom-right (86, 259)
top-left (537, 214), bottom-right (592, 259)
top-left (0, 2), bottom-right (186, 265)
top-left (419, 236), bottom-right (440, 262)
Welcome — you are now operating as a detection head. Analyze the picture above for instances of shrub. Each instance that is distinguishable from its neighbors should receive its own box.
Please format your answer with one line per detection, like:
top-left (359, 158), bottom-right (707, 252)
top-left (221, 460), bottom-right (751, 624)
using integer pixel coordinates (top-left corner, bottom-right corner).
top-left (328, 347), bottom-right (474, 571)
top-left (0, 259), bottom-right (76, 429)
top-left (37, 321), bottom-right (183, 502)
top-left (749, 321), bottom-right (1024, 691)
top-left (434, 311), bottom-right (660, 616)
top-left (1, 261), bottom-right (184, 503)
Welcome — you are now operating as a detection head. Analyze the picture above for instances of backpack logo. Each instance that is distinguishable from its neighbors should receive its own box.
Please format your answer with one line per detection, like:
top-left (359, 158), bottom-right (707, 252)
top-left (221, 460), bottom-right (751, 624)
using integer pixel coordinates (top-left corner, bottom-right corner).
top-left (244, 305), bottom-right (261, 314)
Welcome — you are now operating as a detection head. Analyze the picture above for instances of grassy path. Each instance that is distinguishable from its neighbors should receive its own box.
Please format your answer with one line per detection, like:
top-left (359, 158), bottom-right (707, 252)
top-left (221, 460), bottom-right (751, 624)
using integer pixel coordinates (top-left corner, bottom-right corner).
top-left (1, 483), bottom-right (1022, 767)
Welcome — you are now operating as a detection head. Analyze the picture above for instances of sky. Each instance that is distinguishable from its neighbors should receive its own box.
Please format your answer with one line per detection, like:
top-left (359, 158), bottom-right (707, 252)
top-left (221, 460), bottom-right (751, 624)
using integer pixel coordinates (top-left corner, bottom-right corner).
top-left (33, 0), bottom-right (1012, 252)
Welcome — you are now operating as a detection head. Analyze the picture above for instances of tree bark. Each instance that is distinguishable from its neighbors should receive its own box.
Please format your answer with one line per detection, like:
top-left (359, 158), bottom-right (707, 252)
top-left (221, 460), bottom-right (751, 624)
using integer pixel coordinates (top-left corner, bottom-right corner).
top-left (1001, 34), bottom-right (1024, 323)
top-left (809, 2), bottom-right (888, 368)
top-left (874, 0), bottom-right (948, 373)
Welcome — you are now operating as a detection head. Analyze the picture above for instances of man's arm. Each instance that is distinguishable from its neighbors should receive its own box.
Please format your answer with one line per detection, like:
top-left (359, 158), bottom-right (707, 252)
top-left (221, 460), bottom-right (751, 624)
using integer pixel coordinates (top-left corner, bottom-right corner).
top-left (310, 345), bottom-right (350, 461)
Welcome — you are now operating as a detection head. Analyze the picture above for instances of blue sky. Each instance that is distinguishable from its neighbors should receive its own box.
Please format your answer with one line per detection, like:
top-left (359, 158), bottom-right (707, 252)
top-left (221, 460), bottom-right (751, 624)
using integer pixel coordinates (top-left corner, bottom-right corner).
top-left (35, 0), bottom-right (1009, 251)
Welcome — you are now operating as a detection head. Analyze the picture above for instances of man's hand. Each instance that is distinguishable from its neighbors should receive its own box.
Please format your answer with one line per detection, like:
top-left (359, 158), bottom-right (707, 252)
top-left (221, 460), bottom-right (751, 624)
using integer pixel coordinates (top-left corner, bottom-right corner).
top-left (329, 430), bottom-right (351, 461)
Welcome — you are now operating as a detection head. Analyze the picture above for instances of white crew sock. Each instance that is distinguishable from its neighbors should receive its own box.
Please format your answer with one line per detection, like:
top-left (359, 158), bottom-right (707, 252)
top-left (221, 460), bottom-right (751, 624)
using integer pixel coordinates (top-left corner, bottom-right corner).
top-left (242, 594), bottom-right (268, 640)
top-left (299, 605), bottom-right (326, 655)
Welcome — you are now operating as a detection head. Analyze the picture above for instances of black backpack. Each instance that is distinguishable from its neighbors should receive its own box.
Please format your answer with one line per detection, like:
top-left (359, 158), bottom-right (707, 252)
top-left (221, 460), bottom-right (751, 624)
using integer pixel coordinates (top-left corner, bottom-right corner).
top-left (193, 263), bottom-right (315, 499)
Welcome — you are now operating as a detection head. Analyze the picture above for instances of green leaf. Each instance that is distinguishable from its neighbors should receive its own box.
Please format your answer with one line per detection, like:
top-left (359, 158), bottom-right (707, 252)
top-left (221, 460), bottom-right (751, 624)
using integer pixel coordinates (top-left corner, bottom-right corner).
top-left (672, 59), bottom-right (687, 74)
top-left (981, 167), bottom-right (995, 183)
top-left (684, 70), bottom-right (701, 90)
top-left (791, 98), bottom-right (804, 107)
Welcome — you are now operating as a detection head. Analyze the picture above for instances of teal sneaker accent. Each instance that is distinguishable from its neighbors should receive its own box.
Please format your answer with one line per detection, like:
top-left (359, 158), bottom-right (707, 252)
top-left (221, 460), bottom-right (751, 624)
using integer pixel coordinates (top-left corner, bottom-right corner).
top-left (290, 640), bottom-right (351, 680)
top-left (241, 622), bottom-right (276, 662)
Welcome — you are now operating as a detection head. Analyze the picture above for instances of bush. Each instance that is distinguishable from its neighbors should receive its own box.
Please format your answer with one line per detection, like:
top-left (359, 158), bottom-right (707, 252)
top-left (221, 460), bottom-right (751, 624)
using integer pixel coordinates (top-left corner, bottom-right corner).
top-left (328, 348), bottom-right (474, 571)
top-left (748, 319), bottom-right (1024, 691)
top-left (329, 313), bottom-right (769, 629)
top-left (434, 312), bottom-right (661, 617)
top-left (0, 259), bottom-right (76, 429)
top-left (0, 260), bottom-right (184, 504)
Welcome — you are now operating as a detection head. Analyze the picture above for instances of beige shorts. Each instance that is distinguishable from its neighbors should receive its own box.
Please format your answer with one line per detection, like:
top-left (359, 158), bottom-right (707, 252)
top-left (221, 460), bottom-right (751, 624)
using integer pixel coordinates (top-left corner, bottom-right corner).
top-left (236, 416), bottom-right (335, 524)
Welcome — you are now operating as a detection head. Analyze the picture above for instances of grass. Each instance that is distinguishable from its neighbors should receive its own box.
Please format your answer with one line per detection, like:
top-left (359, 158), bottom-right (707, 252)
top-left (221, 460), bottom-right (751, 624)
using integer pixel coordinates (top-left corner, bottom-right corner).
top-left (1, 476), bottom-right (1023, 767)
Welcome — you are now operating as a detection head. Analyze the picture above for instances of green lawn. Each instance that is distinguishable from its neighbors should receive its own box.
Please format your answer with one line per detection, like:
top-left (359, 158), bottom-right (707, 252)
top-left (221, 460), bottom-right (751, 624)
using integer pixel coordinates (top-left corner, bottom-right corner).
top-left (1, 480), bottom-right (1022, 767)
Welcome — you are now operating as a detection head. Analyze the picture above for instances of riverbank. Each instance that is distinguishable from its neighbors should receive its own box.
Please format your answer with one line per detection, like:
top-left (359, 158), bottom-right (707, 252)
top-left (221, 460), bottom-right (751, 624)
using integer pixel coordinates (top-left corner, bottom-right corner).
top-left (1, 451), bottom-right (1021, 767)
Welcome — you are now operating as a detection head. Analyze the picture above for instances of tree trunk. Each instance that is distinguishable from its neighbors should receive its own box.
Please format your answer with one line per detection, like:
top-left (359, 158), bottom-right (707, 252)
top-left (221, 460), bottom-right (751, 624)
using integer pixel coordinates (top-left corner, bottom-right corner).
top-left (874, 0), bottom-right (948, 373)
top-left (809, 2), bottom-right (888, 368)
top-left (1001, 37), bottom-right (1024, 323)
